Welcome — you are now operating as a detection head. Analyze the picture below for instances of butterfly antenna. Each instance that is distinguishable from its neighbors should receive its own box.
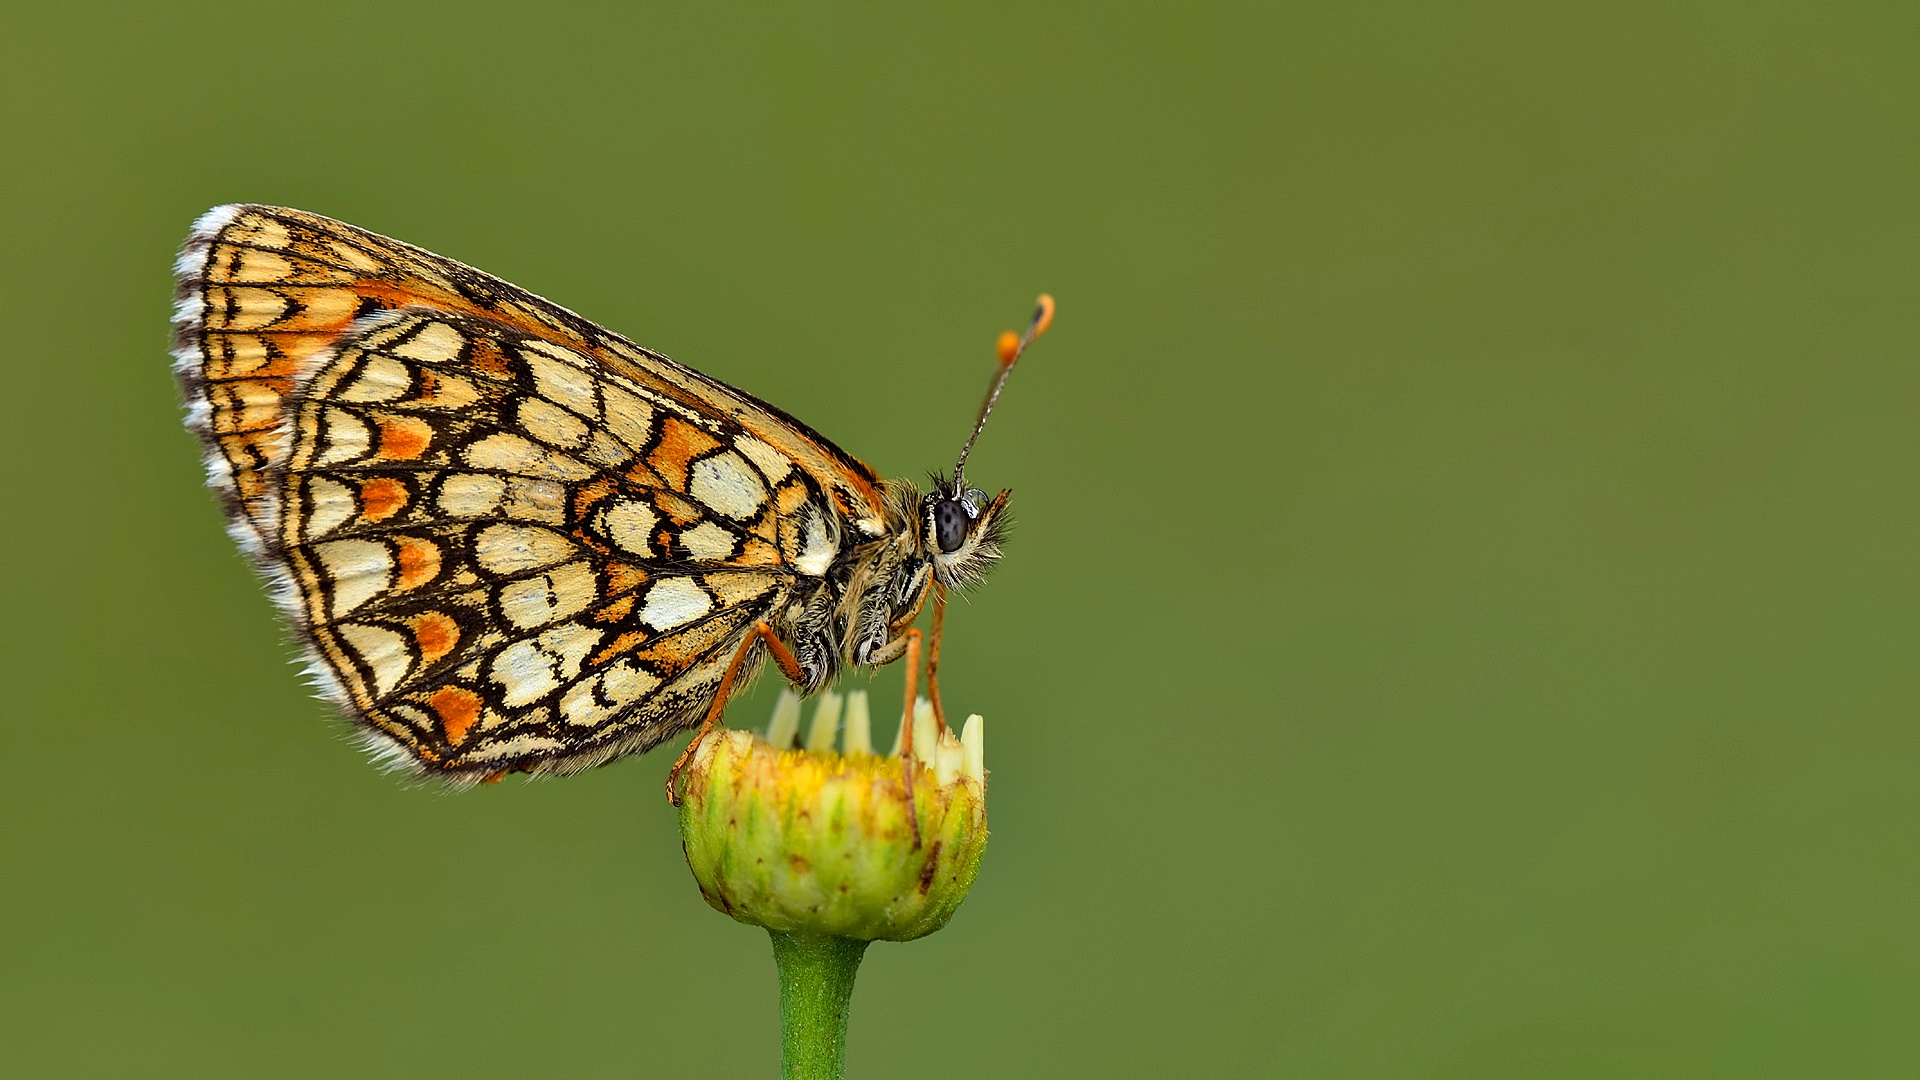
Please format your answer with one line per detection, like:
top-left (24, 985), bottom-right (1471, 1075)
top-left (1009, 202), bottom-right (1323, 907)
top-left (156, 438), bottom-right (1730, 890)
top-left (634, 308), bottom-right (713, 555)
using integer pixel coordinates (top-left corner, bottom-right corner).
top-left (953, 294), bottom-right (1054, 490)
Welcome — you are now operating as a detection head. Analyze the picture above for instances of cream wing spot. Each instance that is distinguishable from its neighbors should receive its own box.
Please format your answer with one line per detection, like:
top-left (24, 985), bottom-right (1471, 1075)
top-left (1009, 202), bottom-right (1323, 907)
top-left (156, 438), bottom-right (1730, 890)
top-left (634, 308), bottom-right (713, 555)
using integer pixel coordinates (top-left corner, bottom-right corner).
top-left (602, 499), bottom-right (658, 557)
top-left (217, 287), bottom-right (290, 331)
top-left (498, 560), bottom-right (597, 629)
top-left (794, 506), bottom-right (835, 577)
top-left (438, 473), bottom-right (505, 517)
top-left (520, 348), bottom-right (601, 420)
top-left (489, 640), bottom-right (561, 707)
top-left (391, 321), bottom-right (465, 363)
top-left (317, 408), bottom-right (371, 465)
top-left (335, 623), bottom-right (413, 696)
top-left (688, 451), bottom-right (767, 520)
top-left (231, 248), bottom-right (293, 281)
top-left (558, 656), bottom-right (659, 727)
top-left (326, 240), bottom-right (384, 273)
top-left (601, 385), bottom-right (656, 452)
top-left (501, 477), bottom-right (568, 524)
top-left (338, 353), bottom-right (411, 403)
top-left (474, 523), bottom-right (578, 575)
top-left (734, 436), bottom-right (792, 484)
top-left (559, 679), bottom-right (606, 727)
top-left (579, 430), bottom-right (633, 468)
top-left (315, 539), bottom-right (393, 617)
top-left (517, 397), bottom-right (589, 449)
top-left (305, 477), bottom-right (357, 539)
top-left (640, 577), bottom-right (712, 631)
top-left (538, 621), bottom-right (603, 681)
top-left (463, 433), bottom-right (596, 481)
top-left (601, 658), bottom-right (661, 705)
top-left (680, 521), bottom-right (737, 561)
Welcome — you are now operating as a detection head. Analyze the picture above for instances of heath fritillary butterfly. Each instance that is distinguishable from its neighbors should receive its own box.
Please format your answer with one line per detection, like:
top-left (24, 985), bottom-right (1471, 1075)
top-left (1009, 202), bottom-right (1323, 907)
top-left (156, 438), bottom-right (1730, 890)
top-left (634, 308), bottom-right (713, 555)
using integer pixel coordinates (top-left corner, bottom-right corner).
top-left (171, 205), bottom-right (1050, 797)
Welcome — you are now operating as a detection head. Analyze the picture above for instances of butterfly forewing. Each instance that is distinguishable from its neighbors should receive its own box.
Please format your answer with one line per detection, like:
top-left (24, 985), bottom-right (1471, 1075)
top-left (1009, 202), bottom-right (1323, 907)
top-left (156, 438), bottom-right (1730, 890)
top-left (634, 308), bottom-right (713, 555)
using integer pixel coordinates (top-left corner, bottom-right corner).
top-left (174, 206), bottom-right (887, 781)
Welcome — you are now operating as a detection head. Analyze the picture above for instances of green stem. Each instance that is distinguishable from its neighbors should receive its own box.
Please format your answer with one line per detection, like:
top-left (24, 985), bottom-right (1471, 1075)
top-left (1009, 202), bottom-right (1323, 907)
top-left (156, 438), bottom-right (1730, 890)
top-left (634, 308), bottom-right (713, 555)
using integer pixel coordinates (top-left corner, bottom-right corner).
top-left (768, 930), bottom-right (869, 1080)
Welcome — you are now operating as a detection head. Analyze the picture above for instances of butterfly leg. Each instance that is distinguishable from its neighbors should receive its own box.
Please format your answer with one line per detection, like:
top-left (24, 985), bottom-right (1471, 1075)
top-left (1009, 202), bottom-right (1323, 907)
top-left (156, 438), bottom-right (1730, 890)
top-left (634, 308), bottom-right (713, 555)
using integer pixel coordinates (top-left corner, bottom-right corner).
top-left (895, 628), bottom-right (925, 848)
top-left (665, 621), bottom-right (806, 805)
top-left (924, 583), bottom-right (950, 734)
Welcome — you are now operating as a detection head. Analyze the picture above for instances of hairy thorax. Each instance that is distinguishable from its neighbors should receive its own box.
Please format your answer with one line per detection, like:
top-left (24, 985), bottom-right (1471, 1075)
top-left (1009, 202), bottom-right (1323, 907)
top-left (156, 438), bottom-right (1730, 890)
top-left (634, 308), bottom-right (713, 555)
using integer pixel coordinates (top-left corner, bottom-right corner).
top-left (778, 481), bottom-right (929, 689)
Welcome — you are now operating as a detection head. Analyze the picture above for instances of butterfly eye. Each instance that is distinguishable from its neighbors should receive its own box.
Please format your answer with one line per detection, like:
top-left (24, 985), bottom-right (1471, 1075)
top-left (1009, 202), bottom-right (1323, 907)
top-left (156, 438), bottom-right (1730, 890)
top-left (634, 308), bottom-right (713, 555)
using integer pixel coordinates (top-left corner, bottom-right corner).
top-left (934, 499), bottom-right (970, 553)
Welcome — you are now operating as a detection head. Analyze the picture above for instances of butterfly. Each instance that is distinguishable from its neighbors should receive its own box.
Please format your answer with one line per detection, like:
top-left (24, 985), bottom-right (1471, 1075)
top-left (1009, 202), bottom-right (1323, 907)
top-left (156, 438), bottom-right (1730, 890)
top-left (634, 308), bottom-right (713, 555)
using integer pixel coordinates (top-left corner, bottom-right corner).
top-left (171, 205), bottom-right (1050, 797)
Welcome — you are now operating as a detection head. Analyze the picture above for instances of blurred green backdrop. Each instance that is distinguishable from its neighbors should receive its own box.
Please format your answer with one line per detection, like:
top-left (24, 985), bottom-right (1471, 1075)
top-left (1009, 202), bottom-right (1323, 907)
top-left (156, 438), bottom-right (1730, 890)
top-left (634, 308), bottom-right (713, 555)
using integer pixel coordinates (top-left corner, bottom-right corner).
top-left (3, 3), bottom-right (1915, 1076)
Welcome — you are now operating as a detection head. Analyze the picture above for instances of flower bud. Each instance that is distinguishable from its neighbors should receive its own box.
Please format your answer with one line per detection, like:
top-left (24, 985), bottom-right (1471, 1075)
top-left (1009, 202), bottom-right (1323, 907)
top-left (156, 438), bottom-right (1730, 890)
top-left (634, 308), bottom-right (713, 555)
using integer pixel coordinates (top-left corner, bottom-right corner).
top-left (678, 691), bottom-right (987, 942)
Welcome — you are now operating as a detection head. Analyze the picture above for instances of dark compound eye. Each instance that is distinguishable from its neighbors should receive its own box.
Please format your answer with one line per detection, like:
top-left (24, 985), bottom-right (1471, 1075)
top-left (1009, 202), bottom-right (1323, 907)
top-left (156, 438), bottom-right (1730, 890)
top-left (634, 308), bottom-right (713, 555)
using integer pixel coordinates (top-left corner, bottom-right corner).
top-left (934, 499), bottom-right (970, 553)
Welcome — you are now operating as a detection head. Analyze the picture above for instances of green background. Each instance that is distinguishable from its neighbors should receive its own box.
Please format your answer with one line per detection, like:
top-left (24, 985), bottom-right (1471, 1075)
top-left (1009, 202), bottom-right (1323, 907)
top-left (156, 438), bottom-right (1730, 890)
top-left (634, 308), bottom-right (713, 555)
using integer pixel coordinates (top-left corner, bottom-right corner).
top-left (3, 3), bottom-right (1915, 1076)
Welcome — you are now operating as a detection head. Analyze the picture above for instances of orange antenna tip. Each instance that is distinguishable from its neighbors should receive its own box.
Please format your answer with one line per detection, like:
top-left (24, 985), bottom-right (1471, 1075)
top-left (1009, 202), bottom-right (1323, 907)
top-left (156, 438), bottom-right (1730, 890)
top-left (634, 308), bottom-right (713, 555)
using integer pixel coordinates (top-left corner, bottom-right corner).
top-left (995, 330), bottom-right (1021, 365)
top-left (1032, 294), bottom-right (1055, 339)
top-left (954, 293), bottom-right (1055, 488)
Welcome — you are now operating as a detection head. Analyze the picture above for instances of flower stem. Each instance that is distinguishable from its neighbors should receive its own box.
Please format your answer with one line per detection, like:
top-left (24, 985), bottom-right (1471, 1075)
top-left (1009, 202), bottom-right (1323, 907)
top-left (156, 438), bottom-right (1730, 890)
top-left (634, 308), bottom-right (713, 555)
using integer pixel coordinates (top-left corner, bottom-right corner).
top-left (768, 930), bottom-right (869, 1080)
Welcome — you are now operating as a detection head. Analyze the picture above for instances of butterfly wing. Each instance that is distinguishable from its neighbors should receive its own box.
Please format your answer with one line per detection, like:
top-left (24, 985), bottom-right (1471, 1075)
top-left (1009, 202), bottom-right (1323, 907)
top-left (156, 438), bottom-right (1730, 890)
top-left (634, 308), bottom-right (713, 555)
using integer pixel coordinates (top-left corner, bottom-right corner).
top-left (172, 206), bottom-right (884, 780)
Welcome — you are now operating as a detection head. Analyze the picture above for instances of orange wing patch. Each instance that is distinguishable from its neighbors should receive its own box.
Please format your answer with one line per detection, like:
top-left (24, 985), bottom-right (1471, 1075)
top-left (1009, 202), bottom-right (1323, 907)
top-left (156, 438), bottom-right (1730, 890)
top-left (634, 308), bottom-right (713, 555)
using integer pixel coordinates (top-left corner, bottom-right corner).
top-left (359, 477), bottom-right (409, 523)
top-left (377, 416), bottom-right (433, 461)
top-left (409, 612), bottom-right (461, 667)
top-left (648, 416), bottom-right (723, 491)
top-left (429, 686), bottom-right (484, 747)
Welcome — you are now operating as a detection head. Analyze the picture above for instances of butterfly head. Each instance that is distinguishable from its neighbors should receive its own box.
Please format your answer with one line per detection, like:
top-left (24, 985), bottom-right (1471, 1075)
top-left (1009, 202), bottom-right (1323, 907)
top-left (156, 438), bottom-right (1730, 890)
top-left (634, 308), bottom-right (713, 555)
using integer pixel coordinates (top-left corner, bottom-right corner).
top-left (922, 479), bottom-right (1010, 590)
top-left (844, 296), bottom-right (1051, 669)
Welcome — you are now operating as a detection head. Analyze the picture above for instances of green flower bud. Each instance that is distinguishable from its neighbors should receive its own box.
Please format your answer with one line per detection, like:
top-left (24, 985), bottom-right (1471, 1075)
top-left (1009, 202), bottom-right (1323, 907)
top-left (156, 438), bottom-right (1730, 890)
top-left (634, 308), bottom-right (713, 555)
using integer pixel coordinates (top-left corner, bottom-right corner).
top-left (678, 690), bottom-right (987, 942)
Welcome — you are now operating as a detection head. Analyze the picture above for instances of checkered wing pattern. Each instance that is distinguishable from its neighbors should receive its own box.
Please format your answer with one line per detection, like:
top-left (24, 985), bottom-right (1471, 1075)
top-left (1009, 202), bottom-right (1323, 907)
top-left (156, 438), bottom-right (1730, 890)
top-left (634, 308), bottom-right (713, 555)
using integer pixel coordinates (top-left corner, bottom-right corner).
top-left (173, 206), bottom-right (887, 781)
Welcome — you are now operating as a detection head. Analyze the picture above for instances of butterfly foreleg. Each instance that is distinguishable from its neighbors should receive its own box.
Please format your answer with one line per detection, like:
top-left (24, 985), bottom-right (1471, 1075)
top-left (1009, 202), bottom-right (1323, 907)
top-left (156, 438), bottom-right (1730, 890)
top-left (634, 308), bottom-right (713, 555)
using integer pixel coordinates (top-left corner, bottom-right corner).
top-left (895, 627), bottom-right (925, 850)
top-left (665, 621), bottom-right (807, 806)
top-left (924, 582), bottom-right (949, 734)
top-left (859, 585), bottom-right (950, 735)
